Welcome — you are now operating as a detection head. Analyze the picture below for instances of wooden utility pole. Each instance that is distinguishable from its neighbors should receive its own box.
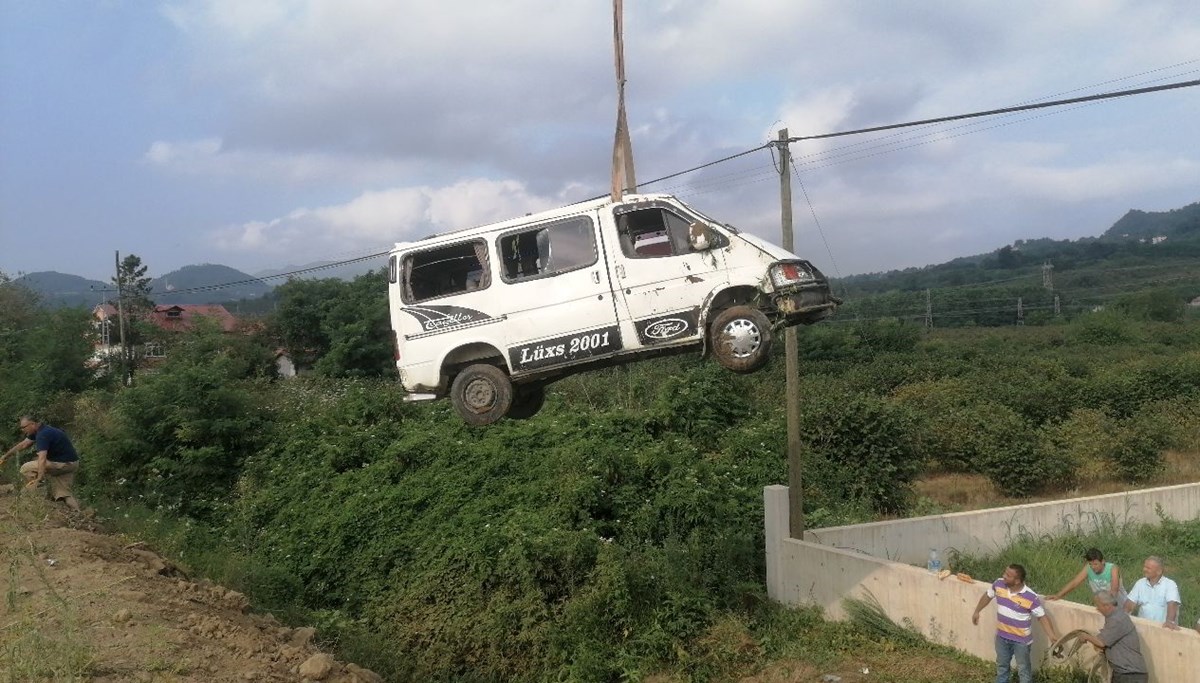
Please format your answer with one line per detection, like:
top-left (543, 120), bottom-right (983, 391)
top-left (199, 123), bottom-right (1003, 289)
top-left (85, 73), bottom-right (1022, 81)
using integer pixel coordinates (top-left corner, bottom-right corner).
top-left (610, 0), bottom-right (637, 201)
top-left (114, 250), bottom-right (130, 385)
top-left (777, 129), bottom-right (804, 538)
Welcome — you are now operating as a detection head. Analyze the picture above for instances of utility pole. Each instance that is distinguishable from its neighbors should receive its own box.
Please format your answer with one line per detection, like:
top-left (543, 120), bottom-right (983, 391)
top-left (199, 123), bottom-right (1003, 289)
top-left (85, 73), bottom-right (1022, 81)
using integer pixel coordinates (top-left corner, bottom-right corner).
top-left (1054, 294), bottom-right (1061, 316)
top-left (925, 289), bottom-right (932, 329)
top-left (114, 250), bottom-right (131, 385)
top-left (609, 0), bottom-right (636, 201)
top-left (778, 129), bottom-right (804, 538)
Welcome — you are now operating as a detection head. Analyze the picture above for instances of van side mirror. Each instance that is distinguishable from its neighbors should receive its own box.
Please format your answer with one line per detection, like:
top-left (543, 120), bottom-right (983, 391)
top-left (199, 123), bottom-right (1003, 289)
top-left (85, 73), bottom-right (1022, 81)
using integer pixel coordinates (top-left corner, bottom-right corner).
top-left (688, 222), bottom-right (714, 251)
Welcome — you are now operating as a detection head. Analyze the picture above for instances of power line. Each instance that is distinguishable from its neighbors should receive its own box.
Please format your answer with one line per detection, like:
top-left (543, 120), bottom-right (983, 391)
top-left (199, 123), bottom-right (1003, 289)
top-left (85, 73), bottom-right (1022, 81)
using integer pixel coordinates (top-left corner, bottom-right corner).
top-left (788, 78), bottom-right (1200, 143)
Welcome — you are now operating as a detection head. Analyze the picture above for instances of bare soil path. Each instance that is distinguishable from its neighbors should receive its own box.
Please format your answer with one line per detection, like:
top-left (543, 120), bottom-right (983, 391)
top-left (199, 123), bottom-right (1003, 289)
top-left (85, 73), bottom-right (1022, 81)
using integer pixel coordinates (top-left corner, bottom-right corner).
top-left (0, 491), bottom-right (382, 682)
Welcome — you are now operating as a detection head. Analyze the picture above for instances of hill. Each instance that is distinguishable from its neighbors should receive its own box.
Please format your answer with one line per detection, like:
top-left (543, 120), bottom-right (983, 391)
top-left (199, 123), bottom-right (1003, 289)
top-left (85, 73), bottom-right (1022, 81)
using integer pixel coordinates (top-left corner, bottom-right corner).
top-left (152, 264), bottom-right (271, 305)
top-left (832, 200), bottom-right (1200, 326)
top-left (1102, 201), bottom-right (1200, 241)
top-left (13, 271), bottom-right (110, 308)
top-left (253, 255), bottom-right (386, 283)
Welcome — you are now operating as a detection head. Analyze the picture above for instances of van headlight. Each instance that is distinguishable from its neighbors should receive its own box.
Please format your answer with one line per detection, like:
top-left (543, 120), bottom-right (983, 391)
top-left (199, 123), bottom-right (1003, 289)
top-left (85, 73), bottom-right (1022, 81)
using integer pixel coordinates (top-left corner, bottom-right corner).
top-left (770, 261), bottom-right (815, 287)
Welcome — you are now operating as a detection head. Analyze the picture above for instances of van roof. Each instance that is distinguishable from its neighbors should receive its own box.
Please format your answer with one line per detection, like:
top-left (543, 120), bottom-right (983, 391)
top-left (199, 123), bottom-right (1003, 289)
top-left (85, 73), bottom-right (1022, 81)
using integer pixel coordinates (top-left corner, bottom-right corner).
top-left (390, 192), bottom-right (679, 253)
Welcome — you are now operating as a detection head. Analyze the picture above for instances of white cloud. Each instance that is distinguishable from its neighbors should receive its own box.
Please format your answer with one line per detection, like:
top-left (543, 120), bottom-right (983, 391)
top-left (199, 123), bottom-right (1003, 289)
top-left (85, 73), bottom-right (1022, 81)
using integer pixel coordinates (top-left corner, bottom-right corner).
top-left (142, 137), bottom-right (416, 185)
top-left (212, 178), bottom-right (559, 257)
top-left (988, 156), bottom-right (1200, 203)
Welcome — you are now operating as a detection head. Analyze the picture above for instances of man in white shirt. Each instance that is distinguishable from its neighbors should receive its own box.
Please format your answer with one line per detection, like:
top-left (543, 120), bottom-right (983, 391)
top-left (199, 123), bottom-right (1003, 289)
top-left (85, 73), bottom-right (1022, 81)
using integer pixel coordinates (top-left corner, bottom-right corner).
top-left (1124, 556), bottom-right (1181, 630)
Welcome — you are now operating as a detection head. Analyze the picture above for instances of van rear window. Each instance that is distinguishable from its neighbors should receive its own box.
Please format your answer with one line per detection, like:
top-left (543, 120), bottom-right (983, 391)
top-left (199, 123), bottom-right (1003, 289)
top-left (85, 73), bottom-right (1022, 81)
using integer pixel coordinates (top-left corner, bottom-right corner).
top-left (402, 240), bottom-right (489, 303)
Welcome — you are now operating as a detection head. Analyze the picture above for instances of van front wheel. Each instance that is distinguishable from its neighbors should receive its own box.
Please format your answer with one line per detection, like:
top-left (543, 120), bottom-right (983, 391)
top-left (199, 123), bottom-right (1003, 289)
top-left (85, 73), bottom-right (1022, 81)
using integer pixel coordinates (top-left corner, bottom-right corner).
top-left (450, 364), bottom-right (514, 426)
top-left (710, 306), bottom-right (773, 373)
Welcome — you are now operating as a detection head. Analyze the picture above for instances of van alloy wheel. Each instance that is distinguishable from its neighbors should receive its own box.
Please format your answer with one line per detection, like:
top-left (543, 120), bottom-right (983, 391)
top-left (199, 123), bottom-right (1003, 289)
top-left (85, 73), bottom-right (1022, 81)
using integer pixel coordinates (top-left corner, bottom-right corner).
top-left (710, 305), bottom-right (773, 373)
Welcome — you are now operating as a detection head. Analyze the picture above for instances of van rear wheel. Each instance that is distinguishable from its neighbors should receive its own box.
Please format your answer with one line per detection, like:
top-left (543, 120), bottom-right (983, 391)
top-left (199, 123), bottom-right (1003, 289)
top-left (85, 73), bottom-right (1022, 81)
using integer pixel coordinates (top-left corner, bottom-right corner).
top-left (710, 305), bottom-right (773, 373)
top-left (450, 364), bottom-right (513, 426)
top-left (506, 385), bottom-right (546, 420)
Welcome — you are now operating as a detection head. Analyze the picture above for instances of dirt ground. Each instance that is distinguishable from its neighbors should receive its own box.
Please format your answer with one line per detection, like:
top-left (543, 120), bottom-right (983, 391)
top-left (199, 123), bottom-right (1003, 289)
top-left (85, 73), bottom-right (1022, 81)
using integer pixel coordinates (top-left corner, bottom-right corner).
top-left (0, 489), bottom-right (383, 682)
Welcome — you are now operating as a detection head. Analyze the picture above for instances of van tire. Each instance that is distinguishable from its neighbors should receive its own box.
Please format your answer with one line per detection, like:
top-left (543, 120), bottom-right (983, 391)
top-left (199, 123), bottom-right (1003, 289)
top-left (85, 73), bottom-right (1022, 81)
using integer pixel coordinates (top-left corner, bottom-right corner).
top-left (507, 385), bottom-right (546, 420)
top-left (710, 306), bottom-right (772, 373)
top-left (450, 364), bottom-right (514, 426)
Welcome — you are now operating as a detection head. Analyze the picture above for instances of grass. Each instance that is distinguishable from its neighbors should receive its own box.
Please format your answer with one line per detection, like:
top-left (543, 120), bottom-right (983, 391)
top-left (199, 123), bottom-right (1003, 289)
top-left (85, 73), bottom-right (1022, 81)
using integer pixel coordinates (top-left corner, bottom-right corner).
top-left (0, 496), bottom-right (95, 682)
top-left (949, 510), bottom-right (1200, 629)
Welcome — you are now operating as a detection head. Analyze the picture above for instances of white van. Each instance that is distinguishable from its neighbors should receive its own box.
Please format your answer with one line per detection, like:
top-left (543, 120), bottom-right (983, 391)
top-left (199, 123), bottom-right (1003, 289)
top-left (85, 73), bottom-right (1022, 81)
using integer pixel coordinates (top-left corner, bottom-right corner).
top-left (387, 193), bottom-right (837, 425)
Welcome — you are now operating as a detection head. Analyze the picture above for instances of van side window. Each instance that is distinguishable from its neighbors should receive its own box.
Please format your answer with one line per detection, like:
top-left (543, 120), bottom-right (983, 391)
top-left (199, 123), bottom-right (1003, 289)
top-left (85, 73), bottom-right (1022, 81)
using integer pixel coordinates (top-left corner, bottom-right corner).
top-left (499, 216), bottom-right (598, 282)
top-left (616, 207), bottom-right (726, 258)
top-left (402, 240), bottom-right (490, 303)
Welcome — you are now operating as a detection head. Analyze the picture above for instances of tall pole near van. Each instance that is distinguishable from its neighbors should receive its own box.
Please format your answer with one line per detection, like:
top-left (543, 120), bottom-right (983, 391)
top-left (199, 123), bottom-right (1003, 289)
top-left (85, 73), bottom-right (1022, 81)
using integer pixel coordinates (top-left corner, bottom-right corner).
top-left (777, 129), bottom-right (804, 538)
top-left (610, 0), bottom-right (637, 201)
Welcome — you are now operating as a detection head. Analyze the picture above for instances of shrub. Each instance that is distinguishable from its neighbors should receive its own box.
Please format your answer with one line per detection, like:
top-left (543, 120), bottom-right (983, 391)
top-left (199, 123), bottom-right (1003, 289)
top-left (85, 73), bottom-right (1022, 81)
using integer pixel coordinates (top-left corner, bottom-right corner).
top-left (1036, 408), bottom-right (1112, 486)
top-left (1065, 310), bottom-right (1139, 346)
top-left (799, 392), bottom-right (920, 513)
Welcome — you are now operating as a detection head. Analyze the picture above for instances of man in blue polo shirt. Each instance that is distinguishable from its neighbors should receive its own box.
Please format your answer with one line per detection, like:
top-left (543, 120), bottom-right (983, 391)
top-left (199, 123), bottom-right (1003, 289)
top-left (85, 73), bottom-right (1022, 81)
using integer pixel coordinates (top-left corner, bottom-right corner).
top-left (0, 415), bottom-right (81, 511)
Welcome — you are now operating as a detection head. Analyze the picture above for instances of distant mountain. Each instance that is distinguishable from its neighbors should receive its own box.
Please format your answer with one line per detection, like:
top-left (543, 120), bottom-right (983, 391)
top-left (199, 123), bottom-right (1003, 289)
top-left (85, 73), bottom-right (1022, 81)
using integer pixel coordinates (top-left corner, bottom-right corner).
top-left (1101, 202), bottom-right (1200, 241)
top-left (13, 271), bottom-right (110, 308)
top-left (252, 255), bottom-right (386, 283)
top-left (152, 264), bottom-right (271, 305)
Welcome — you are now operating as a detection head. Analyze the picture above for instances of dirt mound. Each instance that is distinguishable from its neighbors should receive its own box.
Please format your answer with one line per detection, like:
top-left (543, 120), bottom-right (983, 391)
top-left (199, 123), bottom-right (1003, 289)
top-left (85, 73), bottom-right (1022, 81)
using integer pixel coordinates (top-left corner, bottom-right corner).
top-left (0, 492), bottom-right (383, 682)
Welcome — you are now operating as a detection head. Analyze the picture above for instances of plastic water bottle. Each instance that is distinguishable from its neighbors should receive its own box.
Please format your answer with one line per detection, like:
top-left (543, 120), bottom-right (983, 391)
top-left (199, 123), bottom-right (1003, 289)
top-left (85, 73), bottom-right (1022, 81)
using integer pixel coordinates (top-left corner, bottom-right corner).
top-left (927, 548), bottom-right (941, 573)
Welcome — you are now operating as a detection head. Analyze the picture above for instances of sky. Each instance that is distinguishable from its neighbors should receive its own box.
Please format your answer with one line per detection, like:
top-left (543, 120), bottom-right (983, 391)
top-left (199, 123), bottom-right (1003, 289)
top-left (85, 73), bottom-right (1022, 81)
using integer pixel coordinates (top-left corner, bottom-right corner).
top-left (2, 1), bottom-right (1199, 282)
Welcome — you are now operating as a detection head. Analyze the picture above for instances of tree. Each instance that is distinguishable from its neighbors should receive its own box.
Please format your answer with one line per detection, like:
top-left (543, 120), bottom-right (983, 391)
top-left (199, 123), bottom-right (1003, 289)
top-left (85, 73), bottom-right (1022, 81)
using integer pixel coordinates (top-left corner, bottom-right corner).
top-left (113, 253), bottom-right (154, 316)
top-left (270, 270), bottom-right (394, 378)
top-left (109, 253), bottom-right (156, 381)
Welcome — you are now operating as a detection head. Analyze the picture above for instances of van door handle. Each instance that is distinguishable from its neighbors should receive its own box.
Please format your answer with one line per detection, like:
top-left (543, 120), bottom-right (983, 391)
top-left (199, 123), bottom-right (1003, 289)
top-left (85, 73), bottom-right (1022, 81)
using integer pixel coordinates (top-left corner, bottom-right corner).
top-left (616, 265), bottom-right (625, 278)
top-left (592, 271), bottom-right (600, 284)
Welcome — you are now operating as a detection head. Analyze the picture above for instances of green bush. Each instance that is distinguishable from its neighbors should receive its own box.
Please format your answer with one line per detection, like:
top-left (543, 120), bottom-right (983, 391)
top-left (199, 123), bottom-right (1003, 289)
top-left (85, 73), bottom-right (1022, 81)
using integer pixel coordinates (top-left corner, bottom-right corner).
top-left (1065, 310), bottom-right (1140, 346)
top-left (799, 392), bottom-right (920, 513)
top-left (79, 325), bottom-right (272, 519)
top-left (1036, 408), bottom-right (1112, 486)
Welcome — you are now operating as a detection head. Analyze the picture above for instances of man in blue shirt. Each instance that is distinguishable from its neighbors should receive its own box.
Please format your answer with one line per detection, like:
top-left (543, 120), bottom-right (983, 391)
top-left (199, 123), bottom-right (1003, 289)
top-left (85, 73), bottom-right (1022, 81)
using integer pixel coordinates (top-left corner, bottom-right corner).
top-left (0, 415), bottom-right (81, 511)
top-left (1124, 556), bottom-right (1181, 630)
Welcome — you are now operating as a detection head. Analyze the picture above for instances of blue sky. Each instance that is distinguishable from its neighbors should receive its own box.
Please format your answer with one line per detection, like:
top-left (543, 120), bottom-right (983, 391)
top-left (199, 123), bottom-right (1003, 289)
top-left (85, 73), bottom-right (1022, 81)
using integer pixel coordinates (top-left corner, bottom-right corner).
top-left (2, 1), bottom-right (1198, 282)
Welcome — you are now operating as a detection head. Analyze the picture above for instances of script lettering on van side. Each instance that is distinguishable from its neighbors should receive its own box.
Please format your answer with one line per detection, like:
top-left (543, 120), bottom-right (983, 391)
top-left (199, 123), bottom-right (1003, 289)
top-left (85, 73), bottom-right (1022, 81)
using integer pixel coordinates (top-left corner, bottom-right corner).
top-left (400, 305), bottom-right (493, 333)
top-left (509, 325), bottom-right (622, 371)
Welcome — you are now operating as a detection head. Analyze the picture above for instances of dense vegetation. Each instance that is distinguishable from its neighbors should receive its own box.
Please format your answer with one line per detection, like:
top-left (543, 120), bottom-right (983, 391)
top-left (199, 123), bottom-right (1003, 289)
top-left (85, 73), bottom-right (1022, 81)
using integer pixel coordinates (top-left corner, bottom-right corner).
top-left (3, 263), bottom-right (1200, 681)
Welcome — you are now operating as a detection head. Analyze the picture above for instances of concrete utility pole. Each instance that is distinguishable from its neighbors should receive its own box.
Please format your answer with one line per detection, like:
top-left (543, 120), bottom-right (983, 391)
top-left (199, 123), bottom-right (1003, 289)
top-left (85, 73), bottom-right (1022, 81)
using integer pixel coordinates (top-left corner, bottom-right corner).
top-left (925, 289), bottom-right (932, 329)
top-left (777, 129), bottom-right (804, 538)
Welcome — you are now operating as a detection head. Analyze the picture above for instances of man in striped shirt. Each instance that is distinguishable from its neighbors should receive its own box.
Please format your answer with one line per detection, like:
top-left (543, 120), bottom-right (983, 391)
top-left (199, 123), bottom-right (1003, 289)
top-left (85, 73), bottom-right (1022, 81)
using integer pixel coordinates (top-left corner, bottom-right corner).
top-left (972, 564), bottom-right (1061, 683)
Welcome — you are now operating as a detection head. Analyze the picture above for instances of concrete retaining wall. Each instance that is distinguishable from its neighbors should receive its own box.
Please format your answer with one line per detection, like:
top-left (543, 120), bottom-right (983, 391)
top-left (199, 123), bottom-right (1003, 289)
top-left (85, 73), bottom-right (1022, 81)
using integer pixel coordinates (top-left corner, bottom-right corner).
top-left (803, 482), bottom-right (1200, 566)
top-left (764, 485), bottom-right (1200, 682)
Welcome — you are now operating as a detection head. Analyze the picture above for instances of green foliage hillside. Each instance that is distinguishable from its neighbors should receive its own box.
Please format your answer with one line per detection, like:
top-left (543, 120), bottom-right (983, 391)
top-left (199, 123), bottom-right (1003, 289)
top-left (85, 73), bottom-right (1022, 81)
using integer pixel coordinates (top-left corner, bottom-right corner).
top-left (9, 258), bottom-right (1200, 681)
top-left (1102, 201), bottom-right (1200, 240)
top-left (12, 271), bottom-right (109, 309)
top-left (153, 263), bottom-right (272, 304)
top-left (19, 306), bottom-right (1189, 682)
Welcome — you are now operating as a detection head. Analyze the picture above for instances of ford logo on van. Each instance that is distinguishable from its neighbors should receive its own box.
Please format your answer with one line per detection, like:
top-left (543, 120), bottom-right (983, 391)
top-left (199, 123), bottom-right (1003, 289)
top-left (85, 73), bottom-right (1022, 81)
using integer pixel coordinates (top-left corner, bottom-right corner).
top-left (644, 318), bottom-right (689, 340)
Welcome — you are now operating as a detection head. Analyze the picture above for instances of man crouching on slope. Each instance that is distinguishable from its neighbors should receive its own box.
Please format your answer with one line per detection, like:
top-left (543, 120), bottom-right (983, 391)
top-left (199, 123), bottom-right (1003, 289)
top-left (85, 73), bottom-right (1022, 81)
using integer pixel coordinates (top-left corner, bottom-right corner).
top-left (0, 415), bottom-right (82, 511)
top-left (972, 563), bottom-right (1061, 683)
